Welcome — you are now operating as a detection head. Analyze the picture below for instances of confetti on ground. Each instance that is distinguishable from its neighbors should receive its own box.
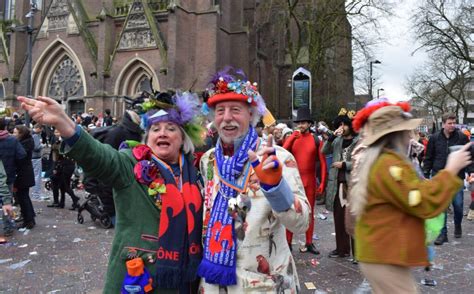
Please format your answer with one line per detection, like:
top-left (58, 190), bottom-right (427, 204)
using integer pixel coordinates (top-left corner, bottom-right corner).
top-left (0, 258), bottom-right (13, 264)
top-left (8, 259), bottom-right (31, 270)
top-left (432, 264), bottom-right (444, 270)
top-left (305, 282), bottom-right (316, 290)
top-left (18, 244), bottom-right (28, 248)
top-left (464, 264), bottom-right (474, 271)
top-left (73, 238), bottom-right (84, 243)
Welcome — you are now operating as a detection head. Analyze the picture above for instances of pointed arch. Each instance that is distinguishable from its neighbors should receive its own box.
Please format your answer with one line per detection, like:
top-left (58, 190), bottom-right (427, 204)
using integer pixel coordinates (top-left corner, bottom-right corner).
top-left (114, 57), bottom-right (160, 96)
top-left (32, 38), bottom-right (87, 98)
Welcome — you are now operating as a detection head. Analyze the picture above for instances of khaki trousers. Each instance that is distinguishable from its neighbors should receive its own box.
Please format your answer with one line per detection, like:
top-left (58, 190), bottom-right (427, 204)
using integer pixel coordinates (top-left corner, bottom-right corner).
top-left (359, 262), bottom-right (419, 294)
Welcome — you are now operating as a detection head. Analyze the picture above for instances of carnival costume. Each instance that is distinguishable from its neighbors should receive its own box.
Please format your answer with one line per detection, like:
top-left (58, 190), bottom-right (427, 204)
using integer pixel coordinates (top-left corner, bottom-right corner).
top-left (61, 91), bottom-right (205, 293)
top-left (283, 107), bottom-right (326, 251)
top-left (197, 69), bottom-right (310, 293)
top-left (351, 102), bottom-right (463, 293)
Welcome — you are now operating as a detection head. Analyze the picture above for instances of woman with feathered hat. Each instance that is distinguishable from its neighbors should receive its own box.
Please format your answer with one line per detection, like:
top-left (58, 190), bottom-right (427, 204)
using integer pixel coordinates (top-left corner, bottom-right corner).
top-left (18, 92), bottom-right (206, 293)
top-left (350, 101), bottom-right (471, 293)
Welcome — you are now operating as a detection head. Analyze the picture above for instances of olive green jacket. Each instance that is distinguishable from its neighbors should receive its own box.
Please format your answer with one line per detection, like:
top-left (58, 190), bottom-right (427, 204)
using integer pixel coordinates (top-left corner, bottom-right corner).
top-left (62, 130), bottom-right (179, 294)
top-left (355, 151), bottom-right (462, 267)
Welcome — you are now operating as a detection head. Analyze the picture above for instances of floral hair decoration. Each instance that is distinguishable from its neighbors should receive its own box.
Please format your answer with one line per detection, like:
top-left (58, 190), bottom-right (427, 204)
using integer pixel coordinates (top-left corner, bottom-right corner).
top-left (352, 100), bottom-right (411, 132)
top-left (137, 89), bottom-right (206, 147)
top-left (205, 67), bottom-right (267, 116)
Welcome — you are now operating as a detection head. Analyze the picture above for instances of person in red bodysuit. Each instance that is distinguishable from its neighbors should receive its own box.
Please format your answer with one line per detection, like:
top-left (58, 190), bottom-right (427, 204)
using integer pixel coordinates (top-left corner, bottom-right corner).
top-left (283, 107), bottom-right (326, 254)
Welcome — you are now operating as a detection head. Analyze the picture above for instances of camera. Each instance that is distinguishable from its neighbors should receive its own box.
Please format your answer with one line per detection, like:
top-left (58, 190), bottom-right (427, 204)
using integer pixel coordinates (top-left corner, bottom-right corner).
top-left (449, 145), bottom-right (474, 173)
top-left (317, 124), bottom-right (328, 133)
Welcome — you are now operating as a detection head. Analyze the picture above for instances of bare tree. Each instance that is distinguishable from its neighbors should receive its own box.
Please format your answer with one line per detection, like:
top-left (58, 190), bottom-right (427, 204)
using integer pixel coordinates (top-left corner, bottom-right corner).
top-left (256, 0), bottom-right (394, 121)
top-left (406, 68), bottom-right (449, 126)
top-left (406, 51), bottom-right (472, 123)
top-left (431, 52), bottom-right (471, 120)
top-left (413, 0), bottom-right (473, 66)
top-left (407, 0), bottom-right (473, 124)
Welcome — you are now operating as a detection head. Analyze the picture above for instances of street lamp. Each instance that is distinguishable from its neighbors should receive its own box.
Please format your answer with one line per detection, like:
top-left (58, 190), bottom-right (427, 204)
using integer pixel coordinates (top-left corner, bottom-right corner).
top-left (377, 88), bottom-right (385, 99)
top-left (369, 59), bottom-right (381, 100)
top-left (13, 1), bottom-right (38, 126)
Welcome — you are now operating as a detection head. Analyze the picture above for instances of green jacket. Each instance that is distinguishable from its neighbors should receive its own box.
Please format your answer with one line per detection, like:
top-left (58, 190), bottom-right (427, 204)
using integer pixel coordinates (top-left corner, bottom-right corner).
top-left (62, 131), bottom-right (179, 294)
top-left (322, 135), bottom-right (359, 211)
top-left (0, 160), bottom-right (12, 205)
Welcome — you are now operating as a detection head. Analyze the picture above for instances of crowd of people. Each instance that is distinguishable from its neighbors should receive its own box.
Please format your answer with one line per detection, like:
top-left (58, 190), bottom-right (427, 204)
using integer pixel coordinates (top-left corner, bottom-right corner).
top-left (0, 107), bottom-right (124, 239)
top-left (1, 68), bottom-right (473, 293)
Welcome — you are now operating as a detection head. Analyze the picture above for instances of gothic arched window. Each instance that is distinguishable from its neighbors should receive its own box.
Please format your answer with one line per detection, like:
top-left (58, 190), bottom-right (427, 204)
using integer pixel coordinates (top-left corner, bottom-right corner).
top-left (47, 56), bottom-right (84, 99)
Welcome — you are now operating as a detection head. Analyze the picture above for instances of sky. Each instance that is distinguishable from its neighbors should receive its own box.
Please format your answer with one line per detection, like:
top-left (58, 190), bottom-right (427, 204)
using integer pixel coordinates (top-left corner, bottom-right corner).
top-left (370, 0), bottom-right (429, 102)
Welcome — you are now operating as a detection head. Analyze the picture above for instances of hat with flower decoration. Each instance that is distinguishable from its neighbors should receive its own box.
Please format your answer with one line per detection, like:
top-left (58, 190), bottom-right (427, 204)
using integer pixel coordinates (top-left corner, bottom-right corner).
top-left (135, 83), bottom-right (206, 147)
top-left (352, 99), bottom-right (422, 146)
top-left (205, 67), bottom-right (267, 116)
top-left (333, 107), bottom-right (356, 130)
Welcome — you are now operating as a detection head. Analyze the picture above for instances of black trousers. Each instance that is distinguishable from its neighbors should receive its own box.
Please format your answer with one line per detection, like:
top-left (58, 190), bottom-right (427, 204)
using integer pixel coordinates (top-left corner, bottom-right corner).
top-left (333, 187), bottom-right (351, 256)
top-left (52, 164), bottom-right (79, 207)
top-left (15, 187), bottom-right (35, 223)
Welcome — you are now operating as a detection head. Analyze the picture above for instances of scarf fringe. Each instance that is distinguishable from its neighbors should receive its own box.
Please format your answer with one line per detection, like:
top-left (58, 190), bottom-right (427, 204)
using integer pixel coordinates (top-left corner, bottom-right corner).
top-left (184, 258), bottom-right (201, 282)
top-left (154, 267), bottom-right (182, 289)
top-left (197, 258), bottom-right (237, 286)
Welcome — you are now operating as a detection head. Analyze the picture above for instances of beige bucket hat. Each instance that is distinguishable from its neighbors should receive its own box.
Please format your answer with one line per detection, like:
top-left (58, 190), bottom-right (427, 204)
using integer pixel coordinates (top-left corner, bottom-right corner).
top-left (362, 105), bottom-right (422, 146)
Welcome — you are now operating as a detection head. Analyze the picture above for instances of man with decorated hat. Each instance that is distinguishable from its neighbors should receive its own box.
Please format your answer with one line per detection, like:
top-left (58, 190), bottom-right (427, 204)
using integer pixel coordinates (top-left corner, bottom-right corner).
top-left (198, 68), bottom-right (310, 293)
top-left (322, 108), bottom-right (358, 260)
top-left (283, 106), bottom-right (327, 254)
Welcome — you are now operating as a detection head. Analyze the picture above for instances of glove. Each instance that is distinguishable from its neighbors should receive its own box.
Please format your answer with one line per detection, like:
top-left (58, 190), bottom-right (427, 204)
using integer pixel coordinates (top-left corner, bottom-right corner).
top-left (121, 258), bottom-right (153, 294)
top-left (248, 135), bottom-right (282, 189)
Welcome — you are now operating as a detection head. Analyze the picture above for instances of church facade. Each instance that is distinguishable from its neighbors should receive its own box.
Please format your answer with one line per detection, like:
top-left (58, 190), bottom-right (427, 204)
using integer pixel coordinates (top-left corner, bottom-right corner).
top-left (0, 0), bottom-right (354, 120)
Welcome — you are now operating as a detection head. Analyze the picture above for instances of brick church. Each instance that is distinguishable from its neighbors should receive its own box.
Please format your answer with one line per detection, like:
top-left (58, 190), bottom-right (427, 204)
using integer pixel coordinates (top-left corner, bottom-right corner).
top-left (0, 0), bottom-right (354, 120)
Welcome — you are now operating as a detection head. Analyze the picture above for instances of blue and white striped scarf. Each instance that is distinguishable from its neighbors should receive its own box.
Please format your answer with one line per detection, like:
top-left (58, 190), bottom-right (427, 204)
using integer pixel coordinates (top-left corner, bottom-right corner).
top-left (197, 127), bottom-right (258, 286)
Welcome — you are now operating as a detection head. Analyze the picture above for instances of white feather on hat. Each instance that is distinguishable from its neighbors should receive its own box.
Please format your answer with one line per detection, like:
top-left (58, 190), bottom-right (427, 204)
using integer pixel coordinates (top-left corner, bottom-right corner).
top-left (275, 123), bottom-right (288, 130)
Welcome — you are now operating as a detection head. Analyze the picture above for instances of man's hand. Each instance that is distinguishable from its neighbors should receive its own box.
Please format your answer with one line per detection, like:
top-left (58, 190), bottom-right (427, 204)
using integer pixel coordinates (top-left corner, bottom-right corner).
top-left (334, 126), bottom-right (344, 137)
top-left (248, 135), bottom-right (282, 187)
top-left (2, 204), bottom-right (13, 217)
top-left (316, 185), bottom-right (324, 196)
top-left (468, 173), bottom-right (474, 184)
top-left (445, 143), bottom-right (472, 176)
top-left (331, 161), bottom-right (343, 169)
top-left (17, 96), bottom-right (76, 138)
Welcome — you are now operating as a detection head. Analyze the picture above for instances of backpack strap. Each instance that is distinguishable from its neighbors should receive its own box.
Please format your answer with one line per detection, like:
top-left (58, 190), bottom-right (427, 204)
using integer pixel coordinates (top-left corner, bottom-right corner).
top-left (312, 133), bottom-right (321, 164)
top-left (312, 133), bottom-right (320, 150)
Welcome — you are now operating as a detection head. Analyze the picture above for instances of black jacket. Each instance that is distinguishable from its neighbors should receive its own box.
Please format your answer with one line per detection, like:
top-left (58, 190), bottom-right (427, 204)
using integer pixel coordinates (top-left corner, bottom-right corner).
top-left (423, 129), bottom-right (469, 178)
top-left (15, 136), bottom-right (36, 188)
top-left (83, 111), bottom-right (142, 216)
top-left (0, 133), bottom-right (26, 185)
top-left (102, 111), bottom-right (142, 149)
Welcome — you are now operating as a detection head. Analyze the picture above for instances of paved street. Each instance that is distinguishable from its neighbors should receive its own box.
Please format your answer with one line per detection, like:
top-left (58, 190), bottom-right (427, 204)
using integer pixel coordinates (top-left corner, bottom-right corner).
top-left (1, 187), bottom-right (473, 293)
